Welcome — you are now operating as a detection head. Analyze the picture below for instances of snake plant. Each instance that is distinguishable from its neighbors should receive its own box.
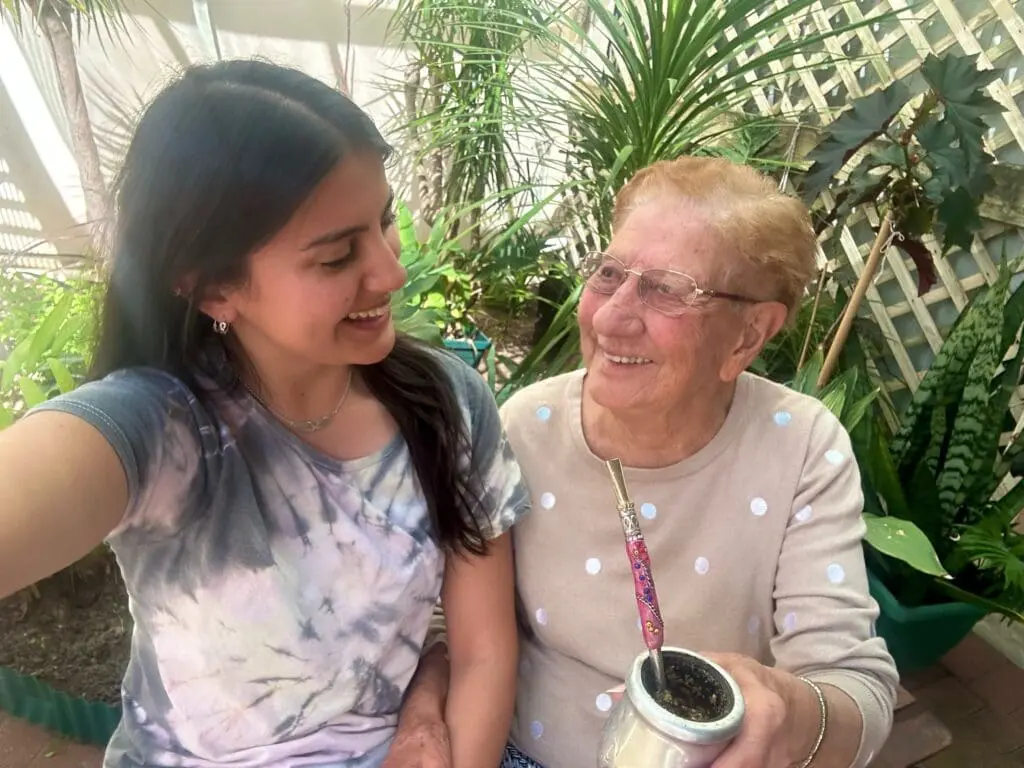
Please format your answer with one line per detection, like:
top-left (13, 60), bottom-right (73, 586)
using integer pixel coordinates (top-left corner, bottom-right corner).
top-left (813, 257), bottom-right (1024, 623)
top-left (880, 257), bottom-right (1024, 622)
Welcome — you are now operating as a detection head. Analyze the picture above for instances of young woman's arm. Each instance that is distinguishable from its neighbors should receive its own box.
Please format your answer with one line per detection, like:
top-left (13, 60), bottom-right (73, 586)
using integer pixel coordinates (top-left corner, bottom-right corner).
top-left (440, 531), bottom-right (518, 768)
top-left (0, 412), bottom-right (127, 599)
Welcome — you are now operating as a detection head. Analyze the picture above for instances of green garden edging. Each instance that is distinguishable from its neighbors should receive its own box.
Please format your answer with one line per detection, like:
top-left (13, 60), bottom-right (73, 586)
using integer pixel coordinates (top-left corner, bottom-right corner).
top-left (0, 665), bottom-right (120, 746)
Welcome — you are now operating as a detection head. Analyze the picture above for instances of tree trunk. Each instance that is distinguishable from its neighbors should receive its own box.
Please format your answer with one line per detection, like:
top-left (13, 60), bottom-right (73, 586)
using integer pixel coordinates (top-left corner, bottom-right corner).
top-left (37, 3), bottom-right (109, 246)
top-left (423, 64), bottom-right (444, 225)
top-left (404, 62), bottom-right (432, 219)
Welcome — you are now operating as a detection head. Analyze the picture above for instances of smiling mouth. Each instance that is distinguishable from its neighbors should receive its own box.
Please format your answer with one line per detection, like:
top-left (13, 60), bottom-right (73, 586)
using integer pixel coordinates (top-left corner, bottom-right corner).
top-left (605, 353), bottom-right (653, 365)
top-left (345, 303), bottom-right (390, 321)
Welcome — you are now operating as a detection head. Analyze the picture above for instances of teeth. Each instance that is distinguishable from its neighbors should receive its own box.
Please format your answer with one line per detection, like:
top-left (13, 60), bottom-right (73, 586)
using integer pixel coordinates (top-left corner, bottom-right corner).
top-left (606, 354), bottom-right (652, 365)
top-left (347, 304), bottom-right (389, 320)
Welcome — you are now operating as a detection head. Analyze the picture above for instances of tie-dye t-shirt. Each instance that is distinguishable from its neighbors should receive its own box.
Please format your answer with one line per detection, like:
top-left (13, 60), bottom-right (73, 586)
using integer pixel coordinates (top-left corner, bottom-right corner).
top-left (32, 344), bottom-right (530, 768)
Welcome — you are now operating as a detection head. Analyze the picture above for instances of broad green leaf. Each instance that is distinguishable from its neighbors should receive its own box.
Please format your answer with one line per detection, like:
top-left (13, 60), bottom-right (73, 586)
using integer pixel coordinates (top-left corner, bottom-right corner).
top-left (935, 187), bottom-right (982, 253)
top-left (891, 265), bottom-right (1010, 467)
top-left (47, 358), bottom-right (76, 394)
top-left (896, 203), bottom-right (935, 240)
top-left (999, 272), bottom-right (1024, 352)
top-left (919, 52), bottom-right (1003, 180)
top-left (397, 200), bottom-right (420, 265)
top-left (976, 283), bottom-right (1024, 501)
top-left (0, 405), bottom-right (11, 429)
top-left (0, 338), bottom-right (31, 392)
top-left (27, 292), bottom-right (75, 368)
top-left (918, 118), bottom-right (968, 193)
top-left (863, 513), bottom-right (949, 578)
top-left (936, 267), bottom-right (1008, 518)
top-left (395, 309), bottom-right (442, 344)
top-left (17, 377), bottom-right (48, 409)
top-left (819, 374), bottom-right (850, 420)
top-left (799, 80), bottom-right (910, 204)
top-left (402, 273), bottom-right (445, 302)
top-left (485, 345), bottom-right (498, 394)
top-left (863, 143), bottom-right (907, 171)
top-left (792, 348), bottom-right (824, 396)
top-left (863, 426), bottom-right (912, 521)
top-left (844, 389), bottom-right (880, 433)
top-left (50, 314), bottom-right (89, 357)
top-left (833, 165), bottom-right (891, 223)
top-left (906, 454), bottom-right (948, 543)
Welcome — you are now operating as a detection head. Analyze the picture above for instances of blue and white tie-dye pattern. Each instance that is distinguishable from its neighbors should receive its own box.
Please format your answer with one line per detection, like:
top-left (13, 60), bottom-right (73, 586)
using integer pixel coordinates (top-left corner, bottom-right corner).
top-left (33, 346), bottom-right (530, 768)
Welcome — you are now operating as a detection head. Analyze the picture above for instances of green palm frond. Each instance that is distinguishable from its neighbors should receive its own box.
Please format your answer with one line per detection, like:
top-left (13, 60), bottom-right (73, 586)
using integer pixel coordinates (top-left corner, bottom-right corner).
top-left (1, 0), bottom-right (131, 43)
top-left (952, 508), bottom-right (1024, 613)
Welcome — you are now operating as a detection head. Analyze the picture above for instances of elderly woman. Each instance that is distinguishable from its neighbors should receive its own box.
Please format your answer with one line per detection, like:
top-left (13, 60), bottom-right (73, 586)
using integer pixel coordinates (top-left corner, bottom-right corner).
top-left (422, 155), bottom-right (898, 768)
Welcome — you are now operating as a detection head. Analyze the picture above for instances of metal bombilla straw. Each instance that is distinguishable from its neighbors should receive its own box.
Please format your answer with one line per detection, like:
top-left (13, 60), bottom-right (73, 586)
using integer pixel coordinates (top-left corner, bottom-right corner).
top-left (606, 458), bottom-right (668, 694)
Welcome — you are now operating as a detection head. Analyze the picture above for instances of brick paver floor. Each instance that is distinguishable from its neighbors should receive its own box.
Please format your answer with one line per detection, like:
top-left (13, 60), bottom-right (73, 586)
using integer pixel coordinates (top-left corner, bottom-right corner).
top-left (2, 632), bottom-right (1023, 767)
top-left (0, 714), bottom-right (101, 768)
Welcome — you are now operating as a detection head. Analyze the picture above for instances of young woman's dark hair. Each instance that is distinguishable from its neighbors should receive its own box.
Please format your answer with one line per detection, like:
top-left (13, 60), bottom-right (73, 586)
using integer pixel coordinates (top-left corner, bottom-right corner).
top-left (91, 59), bottom-right (487, 555)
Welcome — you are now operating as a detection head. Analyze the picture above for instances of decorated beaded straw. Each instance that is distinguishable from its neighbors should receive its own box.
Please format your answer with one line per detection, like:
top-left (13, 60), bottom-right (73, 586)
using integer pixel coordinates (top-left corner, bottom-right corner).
top-left (606, 458), bottom-right (667, 693)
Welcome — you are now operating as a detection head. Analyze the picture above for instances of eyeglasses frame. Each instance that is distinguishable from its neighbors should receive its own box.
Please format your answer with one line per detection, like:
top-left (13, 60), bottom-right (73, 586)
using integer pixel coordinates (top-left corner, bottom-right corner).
top-left (582, 251), bottom-right (762, 316)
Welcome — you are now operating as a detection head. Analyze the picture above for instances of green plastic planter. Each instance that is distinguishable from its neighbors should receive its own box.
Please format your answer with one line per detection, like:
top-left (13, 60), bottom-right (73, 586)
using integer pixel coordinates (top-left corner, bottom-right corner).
top-left (0, 665), bottom-right (120, 746)
top-left (868, 571), bottom-right (986, 673)
top-left (442, 332), bottom-right (492, 367)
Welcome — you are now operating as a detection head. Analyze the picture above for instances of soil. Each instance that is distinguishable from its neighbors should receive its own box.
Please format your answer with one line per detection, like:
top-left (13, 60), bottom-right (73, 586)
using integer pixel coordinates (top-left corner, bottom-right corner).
top-left (644, 653), bottom-right (733, 722)
top-left (0, 548), bottom-right (131, 704)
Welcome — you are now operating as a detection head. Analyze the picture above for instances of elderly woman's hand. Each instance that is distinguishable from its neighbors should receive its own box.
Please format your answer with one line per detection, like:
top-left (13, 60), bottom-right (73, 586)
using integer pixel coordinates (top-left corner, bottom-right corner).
top-left (383, 643), bottom-right (453, 768)
top-left (702, 653), bottom-right (823, 768)
top-left (381, 717), bottom-right (451, 768)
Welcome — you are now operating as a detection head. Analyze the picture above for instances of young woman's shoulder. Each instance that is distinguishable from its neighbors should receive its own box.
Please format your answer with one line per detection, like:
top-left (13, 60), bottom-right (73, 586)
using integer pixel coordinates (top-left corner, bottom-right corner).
top-left (426, 346), bottom-right (492, 406)
top-left (29, 367), bottom-right (217, 537)
top-left (32, 366), bottom-right (211, 447)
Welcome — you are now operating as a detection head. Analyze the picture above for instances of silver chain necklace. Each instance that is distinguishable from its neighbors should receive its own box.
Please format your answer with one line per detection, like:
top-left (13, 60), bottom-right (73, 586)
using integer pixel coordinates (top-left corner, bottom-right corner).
top-left (244, 370), bottom-right (353, 433)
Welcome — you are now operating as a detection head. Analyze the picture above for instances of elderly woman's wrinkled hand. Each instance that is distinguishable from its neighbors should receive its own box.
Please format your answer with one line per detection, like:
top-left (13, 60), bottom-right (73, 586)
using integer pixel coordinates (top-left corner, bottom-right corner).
top-left (704, 653), bottom-right (820, 768)
top-left (381, 717), bottom-right (451, 768)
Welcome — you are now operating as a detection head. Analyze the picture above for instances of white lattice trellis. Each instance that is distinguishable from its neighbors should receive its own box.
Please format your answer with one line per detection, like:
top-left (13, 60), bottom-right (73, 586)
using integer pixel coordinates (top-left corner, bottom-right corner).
top-left (749, 0), bottom-right (1024, 400)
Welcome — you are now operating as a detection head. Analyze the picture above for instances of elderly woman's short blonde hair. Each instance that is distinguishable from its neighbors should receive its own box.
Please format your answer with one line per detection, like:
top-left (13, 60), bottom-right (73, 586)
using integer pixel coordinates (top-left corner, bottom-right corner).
top-left (613, 156), bottom-right (818, 322)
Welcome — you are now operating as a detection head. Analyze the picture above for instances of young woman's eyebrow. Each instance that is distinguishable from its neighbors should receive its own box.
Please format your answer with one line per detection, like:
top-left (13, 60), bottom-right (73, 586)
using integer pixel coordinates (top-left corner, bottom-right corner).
top-left (302, 189), bottom-right (395, 251)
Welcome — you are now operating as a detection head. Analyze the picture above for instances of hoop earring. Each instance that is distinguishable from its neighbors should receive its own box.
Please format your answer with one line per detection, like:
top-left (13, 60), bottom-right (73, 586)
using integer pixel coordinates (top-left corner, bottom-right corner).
top-left (213, 319), bottom-right (229, 335)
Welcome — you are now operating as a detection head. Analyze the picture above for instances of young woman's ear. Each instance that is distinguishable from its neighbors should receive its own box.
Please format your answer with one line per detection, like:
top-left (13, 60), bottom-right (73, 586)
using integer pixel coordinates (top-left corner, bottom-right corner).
top-left (185, 275), bottom-right (238, 325)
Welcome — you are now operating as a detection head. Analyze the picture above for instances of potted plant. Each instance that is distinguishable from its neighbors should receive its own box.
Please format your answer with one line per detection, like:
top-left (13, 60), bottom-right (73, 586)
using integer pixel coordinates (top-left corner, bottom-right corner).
top-left (391, 199), bottom-right (499, 366)
top-left (784, 273), bottom-right (1024, 671)
top-left (860, 259), bottom-right (1024, 670)
top-left (792, 50), bottom-right (1023, 671)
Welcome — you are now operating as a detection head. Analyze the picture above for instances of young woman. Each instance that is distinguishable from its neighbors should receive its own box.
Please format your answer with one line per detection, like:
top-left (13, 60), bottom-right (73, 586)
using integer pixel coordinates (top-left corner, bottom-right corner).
top-left (0, 60), bottom-right (528, 768)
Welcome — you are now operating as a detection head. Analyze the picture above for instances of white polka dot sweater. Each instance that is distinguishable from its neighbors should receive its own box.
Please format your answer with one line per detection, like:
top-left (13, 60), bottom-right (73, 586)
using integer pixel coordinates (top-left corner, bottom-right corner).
top-left (497, 369), bottom-right (898, 768)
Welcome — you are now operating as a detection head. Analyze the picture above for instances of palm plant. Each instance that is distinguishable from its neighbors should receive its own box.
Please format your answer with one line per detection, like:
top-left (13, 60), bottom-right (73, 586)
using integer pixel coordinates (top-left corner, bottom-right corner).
top-left (1, 0), bottom-right (131, 237)
top-left (390, 0), bottom-right (900, 398)
top-left (389, 0), bottom-right (555, 233)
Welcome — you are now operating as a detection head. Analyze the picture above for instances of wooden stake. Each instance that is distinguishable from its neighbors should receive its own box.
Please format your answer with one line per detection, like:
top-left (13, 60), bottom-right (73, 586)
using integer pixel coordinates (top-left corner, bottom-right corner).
top-left (797, 268), bottom-right (828, 373)
top-left (817, 211), bottom-right (894, 388)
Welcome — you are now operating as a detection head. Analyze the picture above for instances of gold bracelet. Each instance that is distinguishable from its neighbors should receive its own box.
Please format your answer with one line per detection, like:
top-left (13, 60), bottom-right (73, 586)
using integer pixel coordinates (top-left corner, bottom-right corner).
top-left (795, 677), bottom-right (828, 768)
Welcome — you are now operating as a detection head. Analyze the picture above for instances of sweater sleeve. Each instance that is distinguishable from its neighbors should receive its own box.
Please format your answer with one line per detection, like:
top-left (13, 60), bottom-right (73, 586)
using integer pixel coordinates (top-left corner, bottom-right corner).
top-left (770, 407), bottom-right (899, 767)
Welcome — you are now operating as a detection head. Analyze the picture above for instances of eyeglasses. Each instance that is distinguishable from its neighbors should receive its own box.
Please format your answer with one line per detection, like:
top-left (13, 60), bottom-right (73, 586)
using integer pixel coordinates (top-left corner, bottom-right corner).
top-left (582, 251), bottom-right (762, 317)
